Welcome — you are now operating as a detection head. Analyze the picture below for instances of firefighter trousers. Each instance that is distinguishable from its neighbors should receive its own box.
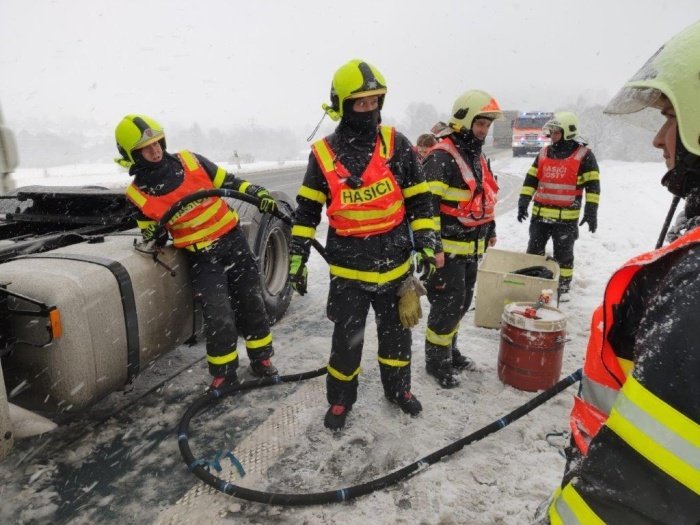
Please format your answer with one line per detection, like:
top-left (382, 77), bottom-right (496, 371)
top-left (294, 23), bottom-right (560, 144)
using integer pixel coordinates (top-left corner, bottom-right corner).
top-left (526, 220), bottom-right (578, 290)
top-left (325, 280), bottom-right (413, 407)
top-left (185, 227), bottom-right (273, 377)
top-left (425, 256), bottom-right (478, 363)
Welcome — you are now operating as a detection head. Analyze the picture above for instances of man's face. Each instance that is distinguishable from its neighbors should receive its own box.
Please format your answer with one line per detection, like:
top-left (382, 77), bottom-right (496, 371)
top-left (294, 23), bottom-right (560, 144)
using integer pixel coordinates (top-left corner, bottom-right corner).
top-left (417, 146), bottom-right (430, 158)
top-left (352, 95), bottom-right (379, 113)
top-left (138, 141), bottom-right (163, 163)
top-left (549, 129), bottom-right (563, 143)
top-left (471, 118), bottom-right (492, 141)
top-left (652, 98), bottom-right (678, 170)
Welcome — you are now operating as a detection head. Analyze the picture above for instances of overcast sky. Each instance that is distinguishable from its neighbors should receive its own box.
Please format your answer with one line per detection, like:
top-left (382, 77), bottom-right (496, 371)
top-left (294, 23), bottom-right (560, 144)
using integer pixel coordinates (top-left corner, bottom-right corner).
top-left (1, 0), bottom-right (699, 135)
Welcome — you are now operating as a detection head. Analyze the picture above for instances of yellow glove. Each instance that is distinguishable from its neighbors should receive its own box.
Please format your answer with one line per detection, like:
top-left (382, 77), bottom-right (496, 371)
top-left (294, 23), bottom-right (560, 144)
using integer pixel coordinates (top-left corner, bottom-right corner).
top-left (397, 275), bottom-right (427, 328)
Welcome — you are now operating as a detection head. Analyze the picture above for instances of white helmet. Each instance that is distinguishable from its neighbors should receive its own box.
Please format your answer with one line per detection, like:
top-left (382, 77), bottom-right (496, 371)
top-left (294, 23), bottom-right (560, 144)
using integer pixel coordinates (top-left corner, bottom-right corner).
top-left (448, 90), bottom-right (503, 132)
top-left (542, 111), bottom-right (579, 141)
top-left (604, 20), bottom-right (700, 156)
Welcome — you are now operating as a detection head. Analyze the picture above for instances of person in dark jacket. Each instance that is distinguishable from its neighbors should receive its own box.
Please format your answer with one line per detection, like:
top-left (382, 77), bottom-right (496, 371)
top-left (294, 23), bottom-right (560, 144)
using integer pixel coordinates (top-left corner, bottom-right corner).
top-left (289, 59), bottom-right (441, 431)
top-left (115, 114), bottom-right (279, 389)
top-left (517, 111), bottom-right (600, 302)
top-left (542, 20), bottom-right (700, 524)
top-left (422, 90), bottom-right (501, 388)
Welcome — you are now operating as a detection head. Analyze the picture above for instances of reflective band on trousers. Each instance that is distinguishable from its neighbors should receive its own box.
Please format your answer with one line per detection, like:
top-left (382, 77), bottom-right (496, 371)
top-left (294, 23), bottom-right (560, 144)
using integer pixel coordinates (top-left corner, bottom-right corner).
top-left (327, 365), bottom-right (361, 382)
top-left (606, 376), bottom-right (700, 494)
top-left (581, 376), bottom-right (618, 416)
top-left (549, 485), bottom-right (604, 525)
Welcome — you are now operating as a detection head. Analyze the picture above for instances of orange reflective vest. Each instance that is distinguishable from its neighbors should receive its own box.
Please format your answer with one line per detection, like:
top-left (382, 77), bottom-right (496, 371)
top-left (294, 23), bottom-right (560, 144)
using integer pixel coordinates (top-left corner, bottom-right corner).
top-left (434, 137), bottom-right (498, 227)
top-left (125, 150), bottom-right (237, 248)
top-left (534, 146), bottom-right (587, 207)
top-left (312, 126), bottom-right (406, 237)
top-left (570, 225), bottom-right (700, 454)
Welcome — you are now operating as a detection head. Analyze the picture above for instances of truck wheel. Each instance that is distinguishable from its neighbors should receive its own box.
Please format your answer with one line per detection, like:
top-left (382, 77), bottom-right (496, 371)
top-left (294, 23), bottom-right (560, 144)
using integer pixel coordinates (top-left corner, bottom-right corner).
top-left (254, 202), bottom-right (293, 324)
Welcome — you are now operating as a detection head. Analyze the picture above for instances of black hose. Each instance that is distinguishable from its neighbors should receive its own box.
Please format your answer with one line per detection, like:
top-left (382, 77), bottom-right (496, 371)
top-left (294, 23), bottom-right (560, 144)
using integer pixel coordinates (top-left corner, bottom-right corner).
top-left (655, 195), bottom-right (681, 249)
top-left (154, 189), bottom-right (327, 260)
top-left (178, 368), bottom-right (582, 506)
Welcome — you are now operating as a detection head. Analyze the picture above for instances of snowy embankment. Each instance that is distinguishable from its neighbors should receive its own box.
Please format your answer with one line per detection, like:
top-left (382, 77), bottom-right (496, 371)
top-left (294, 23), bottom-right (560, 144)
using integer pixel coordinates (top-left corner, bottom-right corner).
top-left (7, 159), bottom-right (307, 190)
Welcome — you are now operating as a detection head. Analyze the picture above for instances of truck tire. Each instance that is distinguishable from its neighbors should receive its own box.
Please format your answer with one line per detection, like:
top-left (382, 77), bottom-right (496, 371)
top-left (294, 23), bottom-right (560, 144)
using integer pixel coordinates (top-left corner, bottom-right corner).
top-left (253, 202), bottom-right (293, 324)
top-left (227, 192), bottom-right (294, 325)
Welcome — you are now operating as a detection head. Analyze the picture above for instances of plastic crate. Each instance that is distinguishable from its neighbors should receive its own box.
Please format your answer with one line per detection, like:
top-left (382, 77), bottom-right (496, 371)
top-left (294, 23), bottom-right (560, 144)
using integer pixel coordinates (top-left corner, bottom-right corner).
top-left (474, 248), bottom-right (560, 328)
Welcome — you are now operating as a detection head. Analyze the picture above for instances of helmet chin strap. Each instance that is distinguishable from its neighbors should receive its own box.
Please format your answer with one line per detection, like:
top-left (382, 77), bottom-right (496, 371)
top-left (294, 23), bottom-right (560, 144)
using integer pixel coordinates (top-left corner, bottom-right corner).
top-left (656, 192), bottom-right (681, 249)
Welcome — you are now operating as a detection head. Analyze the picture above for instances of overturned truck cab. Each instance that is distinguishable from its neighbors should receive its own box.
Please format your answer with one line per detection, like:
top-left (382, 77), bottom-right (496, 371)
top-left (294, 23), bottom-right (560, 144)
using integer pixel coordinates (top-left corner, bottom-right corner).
top-left (0, 143), bottom-right (294, 461)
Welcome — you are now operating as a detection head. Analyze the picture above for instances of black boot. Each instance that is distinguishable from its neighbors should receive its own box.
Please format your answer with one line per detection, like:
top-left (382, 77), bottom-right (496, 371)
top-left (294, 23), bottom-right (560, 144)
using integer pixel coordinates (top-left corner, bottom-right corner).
top-left (558, 281), bottom-right (571, 303)
top-left (250, 358), bottom-right (278, 377)
top-left (426, 360), bottom-right (460, 388)
top-left (452, 348), bottom-right (477, 371)
top-left (387, 391), bottom-right (423, 416)
top-left (324, 404), bottom-right (350, 431)
top-left (209, 371), bottom-right (239, 391)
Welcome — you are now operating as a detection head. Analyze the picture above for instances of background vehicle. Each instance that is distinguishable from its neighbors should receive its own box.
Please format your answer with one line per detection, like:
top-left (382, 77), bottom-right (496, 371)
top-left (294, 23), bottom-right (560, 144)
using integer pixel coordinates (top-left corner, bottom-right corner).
top-left (511, 111), bottom-right (554, 157)
top-left (491, 109), bottom-right (519, 148)
top-left (0, 107), bottom-right (294, 460)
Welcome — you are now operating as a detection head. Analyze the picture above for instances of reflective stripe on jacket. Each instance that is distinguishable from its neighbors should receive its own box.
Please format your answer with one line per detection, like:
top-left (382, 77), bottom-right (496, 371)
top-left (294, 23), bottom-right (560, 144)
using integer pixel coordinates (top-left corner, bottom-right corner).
top-left (125, 150), bottom-right (237, 248)
top-left (434, 137), bottom-right (498, 227)
top-left (551, 373), bottom-right (700, 523)
top-left (534, 146), bottom-right (587, 207)
top-left (551, 227), bottom-right (700, 523)
top-left (311, 126), bottom-right (405, 237)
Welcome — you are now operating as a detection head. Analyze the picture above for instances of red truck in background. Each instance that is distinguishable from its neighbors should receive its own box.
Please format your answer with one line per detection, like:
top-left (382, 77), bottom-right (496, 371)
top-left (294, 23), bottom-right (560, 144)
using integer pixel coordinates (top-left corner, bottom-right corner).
top-left (511, 111), bottom-right (554, 157)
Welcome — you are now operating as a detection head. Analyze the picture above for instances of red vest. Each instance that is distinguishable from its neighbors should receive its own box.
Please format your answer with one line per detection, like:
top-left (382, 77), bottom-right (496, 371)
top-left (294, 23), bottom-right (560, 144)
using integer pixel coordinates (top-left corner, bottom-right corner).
top-left (125, 150), bottom-right (237, 248)
top-left (534, 146), bottom-right (587, 207)
top-left (312, 126), bottom-right (406, 237)
top-left (570, 225), bottom-right (700, 454)
top-left (434, 137), bottom-right (498, 227)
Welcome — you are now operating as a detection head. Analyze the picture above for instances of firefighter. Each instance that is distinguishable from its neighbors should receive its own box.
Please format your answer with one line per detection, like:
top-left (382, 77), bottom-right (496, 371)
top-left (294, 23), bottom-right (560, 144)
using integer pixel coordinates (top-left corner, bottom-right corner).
top-left (422, 90), bottom-right (502, 388)
top-left (289, 59), bottom-right (441, 431)
top-left (543, 21), bottom-right (700, 524)
top-left (517, 111), bottom-right (600, 302)
top-left (115, 114), bottom-right (279, 389)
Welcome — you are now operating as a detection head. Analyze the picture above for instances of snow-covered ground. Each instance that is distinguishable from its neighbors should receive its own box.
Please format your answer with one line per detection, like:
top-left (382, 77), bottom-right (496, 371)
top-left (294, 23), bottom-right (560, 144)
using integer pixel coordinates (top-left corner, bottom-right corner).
top-left (6, 159), bottom-right (307, 190)
top-left (0, 155), bottom-right (675, 524)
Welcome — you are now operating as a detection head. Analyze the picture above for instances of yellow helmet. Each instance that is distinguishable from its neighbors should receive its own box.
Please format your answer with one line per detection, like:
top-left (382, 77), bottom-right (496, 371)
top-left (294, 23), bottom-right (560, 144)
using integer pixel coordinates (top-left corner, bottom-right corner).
top-left (449, 90), bottom-right (503, 132)
top-left (604, 20), bottom-right (700, 156)
top-left (542, 111), bottom-right (579, 140)
top-left (322, 59), bottom-right (387, 121)
top-left (115, 114), bottom-right (166, 165)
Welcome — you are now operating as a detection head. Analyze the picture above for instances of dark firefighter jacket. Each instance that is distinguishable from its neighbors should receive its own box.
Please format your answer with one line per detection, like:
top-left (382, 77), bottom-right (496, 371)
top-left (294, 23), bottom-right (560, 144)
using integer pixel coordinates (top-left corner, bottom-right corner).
top-left (549, 226), bottom-right (700, 524)
top-left (126, 151), bottom-right (266, 249)
top-left (291, 125), bottom-right (440, 292)
top-left (519, 139), bottom-right (600, 223)
top-left (423, 131), bottom-right (496, 258)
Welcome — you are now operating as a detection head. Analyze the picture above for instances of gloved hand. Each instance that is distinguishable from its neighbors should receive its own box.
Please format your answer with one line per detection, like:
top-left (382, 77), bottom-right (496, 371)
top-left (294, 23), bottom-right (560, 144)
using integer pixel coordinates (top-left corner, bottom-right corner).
top-left (416, 247), bottom-right (437, 281)
top-left (397, 274), bottom-right (427, 328)
top-left (517, 205), bottom-right (529, 223)
top-left (256, 188), bottom-right (278, 214)
top-left (289, 253), bottom-right (308, 296)
top-left (517, 196), bottom-right (530, 223)
top-left (579, 211), bottom-right (597, 233)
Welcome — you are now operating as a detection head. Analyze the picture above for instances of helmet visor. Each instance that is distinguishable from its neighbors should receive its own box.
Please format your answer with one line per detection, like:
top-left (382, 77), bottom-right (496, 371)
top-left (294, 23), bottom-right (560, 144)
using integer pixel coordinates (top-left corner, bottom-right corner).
top-left (605, 86), bottom-right (664, 115)
top-left (133, 130), bottom-right (164, 150)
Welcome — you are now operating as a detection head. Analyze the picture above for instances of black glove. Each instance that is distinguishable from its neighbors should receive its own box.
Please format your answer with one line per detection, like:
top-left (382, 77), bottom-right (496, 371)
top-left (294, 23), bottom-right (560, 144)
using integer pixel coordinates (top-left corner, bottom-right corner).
top-left (579, 210), bottom-right (597, 233)
top-left (517, 205), bottom-right (529, 223)
top-left (517, 196), bottom-right (530, 223)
